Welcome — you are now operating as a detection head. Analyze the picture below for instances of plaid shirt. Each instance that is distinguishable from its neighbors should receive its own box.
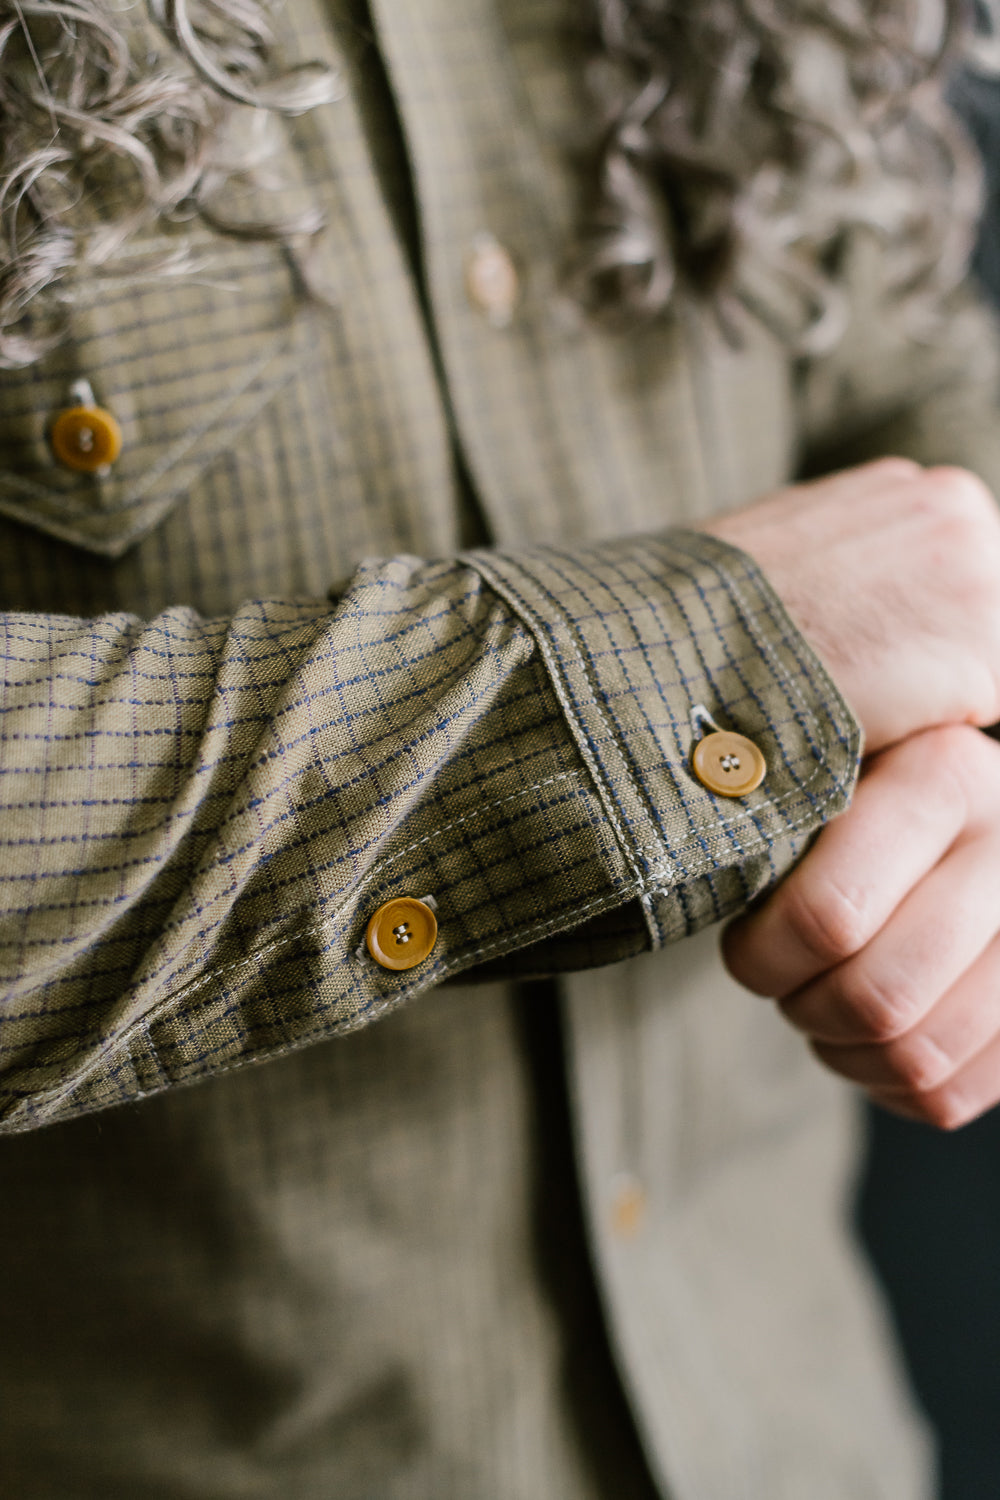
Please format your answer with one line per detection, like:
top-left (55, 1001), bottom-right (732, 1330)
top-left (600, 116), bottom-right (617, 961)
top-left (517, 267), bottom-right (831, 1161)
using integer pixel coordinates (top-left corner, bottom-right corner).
top-left (3, 0), bottom-right (999, 1495)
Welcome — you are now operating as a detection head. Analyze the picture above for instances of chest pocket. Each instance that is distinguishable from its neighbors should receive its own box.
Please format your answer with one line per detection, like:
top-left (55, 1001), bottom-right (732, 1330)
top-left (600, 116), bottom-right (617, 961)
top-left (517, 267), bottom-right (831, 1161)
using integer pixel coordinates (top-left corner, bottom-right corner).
top-left (0, 239), bottom-right (307, 560)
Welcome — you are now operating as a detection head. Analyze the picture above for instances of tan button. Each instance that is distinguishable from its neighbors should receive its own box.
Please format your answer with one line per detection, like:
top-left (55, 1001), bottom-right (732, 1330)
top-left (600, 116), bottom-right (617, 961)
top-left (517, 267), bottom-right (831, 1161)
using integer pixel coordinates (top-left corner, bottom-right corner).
top-left (691, 730), bottom-right (766, 798)
top-left (50, 405), bottom-right (122, 473)
top-left (366, 897), bottom-right (438, 971)
top-left (465, 234), bottom-right (519, 326)
top-left (610, 1173), bottom-right (647, 1240)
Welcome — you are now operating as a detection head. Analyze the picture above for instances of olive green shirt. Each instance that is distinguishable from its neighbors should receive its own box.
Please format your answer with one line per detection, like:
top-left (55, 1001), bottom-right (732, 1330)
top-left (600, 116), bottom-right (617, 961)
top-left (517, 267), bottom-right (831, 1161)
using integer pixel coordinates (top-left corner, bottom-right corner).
top-left (4, 0), bottom-right (1000, 1495)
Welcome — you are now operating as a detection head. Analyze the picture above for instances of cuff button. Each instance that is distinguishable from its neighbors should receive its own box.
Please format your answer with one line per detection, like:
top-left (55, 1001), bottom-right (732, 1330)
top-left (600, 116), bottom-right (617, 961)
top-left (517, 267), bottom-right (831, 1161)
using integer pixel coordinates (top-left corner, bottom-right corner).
top-left (366, 897), bottom-right (438, 971)
top-left (691, 730), bottom-right (766, 798)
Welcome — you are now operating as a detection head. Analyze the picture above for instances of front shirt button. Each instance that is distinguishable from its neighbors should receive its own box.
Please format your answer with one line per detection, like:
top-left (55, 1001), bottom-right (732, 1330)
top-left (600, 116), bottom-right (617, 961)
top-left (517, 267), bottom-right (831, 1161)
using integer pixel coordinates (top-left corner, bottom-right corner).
top-left (50, 404), bottom-right (123, 473)
top-left (691, 729), bottom-right (767, 798)
top-left (610, 1173), bottom-right (647, 1240)
top-left (366, 897), bottom-right (438, 971)
top-left (465, 233), bottom-right (519, 326)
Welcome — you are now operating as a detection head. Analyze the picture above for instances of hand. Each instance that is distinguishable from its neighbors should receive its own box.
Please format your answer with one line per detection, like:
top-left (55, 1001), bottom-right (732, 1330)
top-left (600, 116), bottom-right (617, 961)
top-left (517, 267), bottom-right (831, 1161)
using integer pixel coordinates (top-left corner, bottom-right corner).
top-left (723, 724), bottom-right (1000, 1129)
top-left (703, 458), bottom-right (1000, 752)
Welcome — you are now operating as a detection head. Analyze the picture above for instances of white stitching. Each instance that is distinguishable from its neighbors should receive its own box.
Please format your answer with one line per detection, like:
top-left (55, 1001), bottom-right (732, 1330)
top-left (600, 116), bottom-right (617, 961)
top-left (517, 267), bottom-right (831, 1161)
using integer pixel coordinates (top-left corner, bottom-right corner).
top-left (19, 768), bottom-right (842, 1118)
top-left (464, 545), bottom-right (857, 872)
top-left (15, 774), bottom-right (601, 1040)
top-left (462, 555), bottom-right (651, 887)
top-left (671, 533), bottom-right (858, 752)
top-left (23, 881), bottom-right (645, 1108)
top-left (11, 541), bottom-right (863, 1119)
top-left (0, 337), bottom-right (295, 529)
top-left (624, 752), bottom-right (843, 857)
top-left (355, 768), bottom-right (586, 893)
top-left (723, 571), bottom-right (827, 737)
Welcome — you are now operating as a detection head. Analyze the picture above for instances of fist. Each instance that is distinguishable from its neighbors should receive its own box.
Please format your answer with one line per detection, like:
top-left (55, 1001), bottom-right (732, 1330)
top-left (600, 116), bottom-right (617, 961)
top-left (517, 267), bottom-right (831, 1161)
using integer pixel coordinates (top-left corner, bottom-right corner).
top-left (723, 725), bottom-right (1000, 1129)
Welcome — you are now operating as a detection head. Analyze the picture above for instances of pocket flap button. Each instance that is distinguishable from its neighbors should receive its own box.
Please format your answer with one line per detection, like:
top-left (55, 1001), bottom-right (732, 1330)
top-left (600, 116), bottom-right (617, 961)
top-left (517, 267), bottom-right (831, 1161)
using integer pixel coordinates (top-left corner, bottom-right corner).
top-left (50, 405), bottom-right (123, 473)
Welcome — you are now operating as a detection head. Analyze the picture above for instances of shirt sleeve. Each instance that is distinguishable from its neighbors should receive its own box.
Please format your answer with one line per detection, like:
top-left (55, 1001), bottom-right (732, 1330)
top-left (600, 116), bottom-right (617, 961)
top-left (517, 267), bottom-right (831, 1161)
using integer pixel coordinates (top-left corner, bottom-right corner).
top-left (0, 528), bottom-right (860, 1131)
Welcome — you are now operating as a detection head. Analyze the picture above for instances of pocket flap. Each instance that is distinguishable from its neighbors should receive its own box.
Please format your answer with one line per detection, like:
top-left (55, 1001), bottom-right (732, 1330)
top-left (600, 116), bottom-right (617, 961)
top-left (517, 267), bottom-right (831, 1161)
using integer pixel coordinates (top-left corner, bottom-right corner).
top-left (0, 239), bottom-right (306, 559)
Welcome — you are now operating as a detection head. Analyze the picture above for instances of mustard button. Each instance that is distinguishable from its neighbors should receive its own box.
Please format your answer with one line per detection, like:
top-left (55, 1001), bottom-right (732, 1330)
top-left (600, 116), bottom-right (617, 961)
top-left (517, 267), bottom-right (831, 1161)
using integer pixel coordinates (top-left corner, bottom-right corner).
top-left (50, 404), bottom-right (122, 473)
top-left (691, 730), bottom-right (766, 798)
top-left (366, 897), bottom-right (438, 971)
top-left (465, 234), bottom-right (519, 326)
top-left (610, 1173), bottom-right (647, 1240)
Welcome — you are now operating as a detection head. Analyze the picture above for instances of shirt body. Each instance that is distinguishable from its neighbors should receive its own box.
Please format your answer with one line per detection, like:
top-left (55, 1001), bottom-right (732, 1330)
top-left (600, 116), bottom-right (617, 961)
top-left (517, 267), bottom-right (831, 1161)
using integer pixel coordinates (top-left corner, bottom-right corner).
top-left (6, 0), bottom-right (999, 1494)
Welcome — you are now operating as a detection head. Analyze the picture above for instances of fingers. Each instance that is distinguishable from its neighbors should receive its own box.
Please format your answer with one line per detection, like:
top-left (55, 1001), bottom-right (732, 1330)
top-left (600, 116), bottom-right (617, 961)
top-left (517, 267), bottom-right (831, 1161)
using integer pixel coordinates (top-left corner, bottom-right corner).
top-left (868, 1023), bottom-right (1000, 1131)
top-left (813, 928), bottom-right (1000, 1093)
top-left (723, 727), bottom-right (982, 1000)
top-left (782, 828), bottom-right (1000, 1044)
top-left (724, 725), bottom-right (1000, 1130)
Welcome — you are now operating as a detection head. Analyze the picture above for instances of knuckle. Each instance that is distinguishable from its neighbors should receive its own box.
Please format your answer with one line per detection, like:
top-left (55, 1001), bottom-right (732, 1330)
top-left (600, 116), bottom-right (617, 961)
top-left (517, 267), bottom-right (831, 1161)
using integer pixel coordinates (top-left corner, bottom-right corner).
top-left (924, 464), bottom-right (997, 526)
top-left (866, 456), bottom-right (923, 483)
top-left (917, 468), bottom-right (1000, 582)
top-left (882, 1035), bottom-right (952, 1094)
top-left (924, 721), bottom-right (1000, 804)
top-left (915, 1087), bottom-right (973, 1133)
top-left (781, 879), bottom-right (869, 968)
top-left (929, 719), bottom-right (982, 760)
top-left (925, 721), bottom-right (982, 788)
top-left (830, 967), bottom-right (920, 1042)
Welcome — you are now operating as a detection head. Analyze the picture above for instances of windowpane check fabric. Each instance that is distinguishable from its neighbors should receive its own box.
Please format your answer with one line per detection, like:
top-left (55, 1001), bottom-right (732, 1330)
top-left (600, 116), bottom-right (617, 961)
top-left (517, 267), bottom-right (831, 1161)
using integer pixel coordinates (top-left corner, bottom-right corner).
top-left (4, 0), bottom-right (999, 1494)
top-left (0, 530), bottom-right (858, 1128)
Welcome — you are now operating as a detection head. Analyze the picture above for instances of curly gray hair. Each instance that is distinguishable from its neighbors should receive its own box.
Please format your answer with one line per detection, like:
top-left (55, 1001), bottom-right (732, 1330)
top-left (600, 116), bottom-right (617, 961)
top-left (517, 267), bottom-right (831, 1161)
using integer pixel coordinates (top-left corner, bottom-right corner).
top-left (0, 0), bottom-right (335, 368)
top-left (571, 0), bottom-right (982, 350)
top-left (0, 0), bottom-right (985, 368)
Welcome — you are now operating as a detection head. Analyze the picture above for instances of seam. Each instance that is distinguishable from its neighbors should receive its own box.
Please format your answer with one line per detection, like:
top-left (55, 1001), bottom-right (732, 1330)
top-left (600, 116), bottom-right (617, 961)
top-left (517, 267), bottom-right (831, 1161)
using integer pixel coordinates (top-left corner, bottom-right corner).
top-left (723, 569), bottom-right (826, 738)
top-left (1, 737), bottom-right (848, 1021)
top-left (495, 537), bottom-right (845, 758)
top-left (141, 1020), bottom-right (169, 1087)
top-left (0, 337), bottom-right (294, 527)
top-left (127, 337), bottom-right (298, 506)
top-left (462, 554), bottom-right (654, 887)
top-left (4, 768), bottom-right (596, 1021)
top-left (468, 547), bottom-right (853, 853)
top-left (23, 881), bottom-right (645, 1111)
top-left (668, 533), bottom-right (854, 749)
top-left (163, 768), bottom-right (594, 997)
top-left (354, 768), bottom-right (587, 894)
top-left (617, 738), bottom-right (837, 857)
top-left (16, 773), bottom-right (841, 1117)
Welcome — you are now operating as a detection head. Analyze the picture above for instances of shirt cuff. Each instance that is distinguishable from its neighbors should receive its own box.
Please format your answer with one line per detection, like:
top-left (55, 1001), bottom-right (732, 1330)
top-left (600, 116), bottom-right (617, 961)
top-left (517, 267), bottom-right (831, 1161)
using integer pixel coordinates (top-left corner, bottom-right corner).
top-left (464, 527), bottom-right (862, 958)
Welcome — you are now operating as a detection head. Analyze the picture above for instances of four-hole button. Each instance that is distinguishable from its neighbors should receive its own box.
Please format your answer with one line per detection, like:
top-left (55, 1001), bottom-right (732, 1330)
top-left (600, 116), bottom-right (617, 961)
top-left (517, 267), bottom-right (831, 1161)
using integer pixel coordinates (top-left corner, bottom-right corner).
top-left (691, 730), bottom-right (767, 798)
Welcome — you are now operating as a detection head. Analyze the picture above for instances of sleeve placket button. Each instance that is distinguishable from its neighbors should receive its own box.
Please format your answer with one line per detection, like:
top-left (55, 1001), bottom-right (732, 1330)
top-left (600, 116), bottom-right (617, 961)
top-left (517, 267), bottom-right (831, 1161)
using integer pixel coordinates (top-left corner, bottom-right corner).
top-left (691, 730), bottom-right (767, 797)
top-left (366, 897), bottom-right (438, 971)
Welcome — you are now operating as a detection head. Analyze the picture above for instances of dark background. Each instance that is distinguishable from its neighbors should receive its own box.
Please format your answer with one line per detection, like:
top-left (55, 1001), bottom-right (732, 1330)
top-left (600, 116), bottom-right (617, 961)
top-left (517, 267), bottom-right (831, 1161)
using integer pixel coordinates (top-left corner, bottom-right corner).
top-left (856, 63), bottom-right (1000, 1500)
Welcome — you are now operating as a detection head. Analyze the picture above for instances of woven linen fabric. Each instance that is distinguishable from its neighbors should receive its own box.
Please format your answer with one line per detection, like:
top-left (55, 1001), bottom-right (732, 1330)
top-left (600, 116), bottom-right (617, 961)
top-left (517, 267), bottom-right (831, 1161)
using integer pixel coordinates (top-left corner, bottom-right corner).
top-left (2, 0), bottom-right (999, 1494)
top-left (0, 528), bottom-right (859, 1129)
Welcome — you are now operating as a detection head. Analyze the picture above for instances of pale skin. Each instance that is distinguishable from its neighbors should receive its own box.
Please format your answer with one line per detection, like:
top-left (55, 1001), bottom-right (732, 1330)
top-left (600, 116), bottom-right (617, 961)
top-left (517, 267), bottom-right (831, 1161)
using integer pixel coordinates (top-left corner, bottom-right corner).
top-left (703, 457), bottom-right (1000, 1130)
